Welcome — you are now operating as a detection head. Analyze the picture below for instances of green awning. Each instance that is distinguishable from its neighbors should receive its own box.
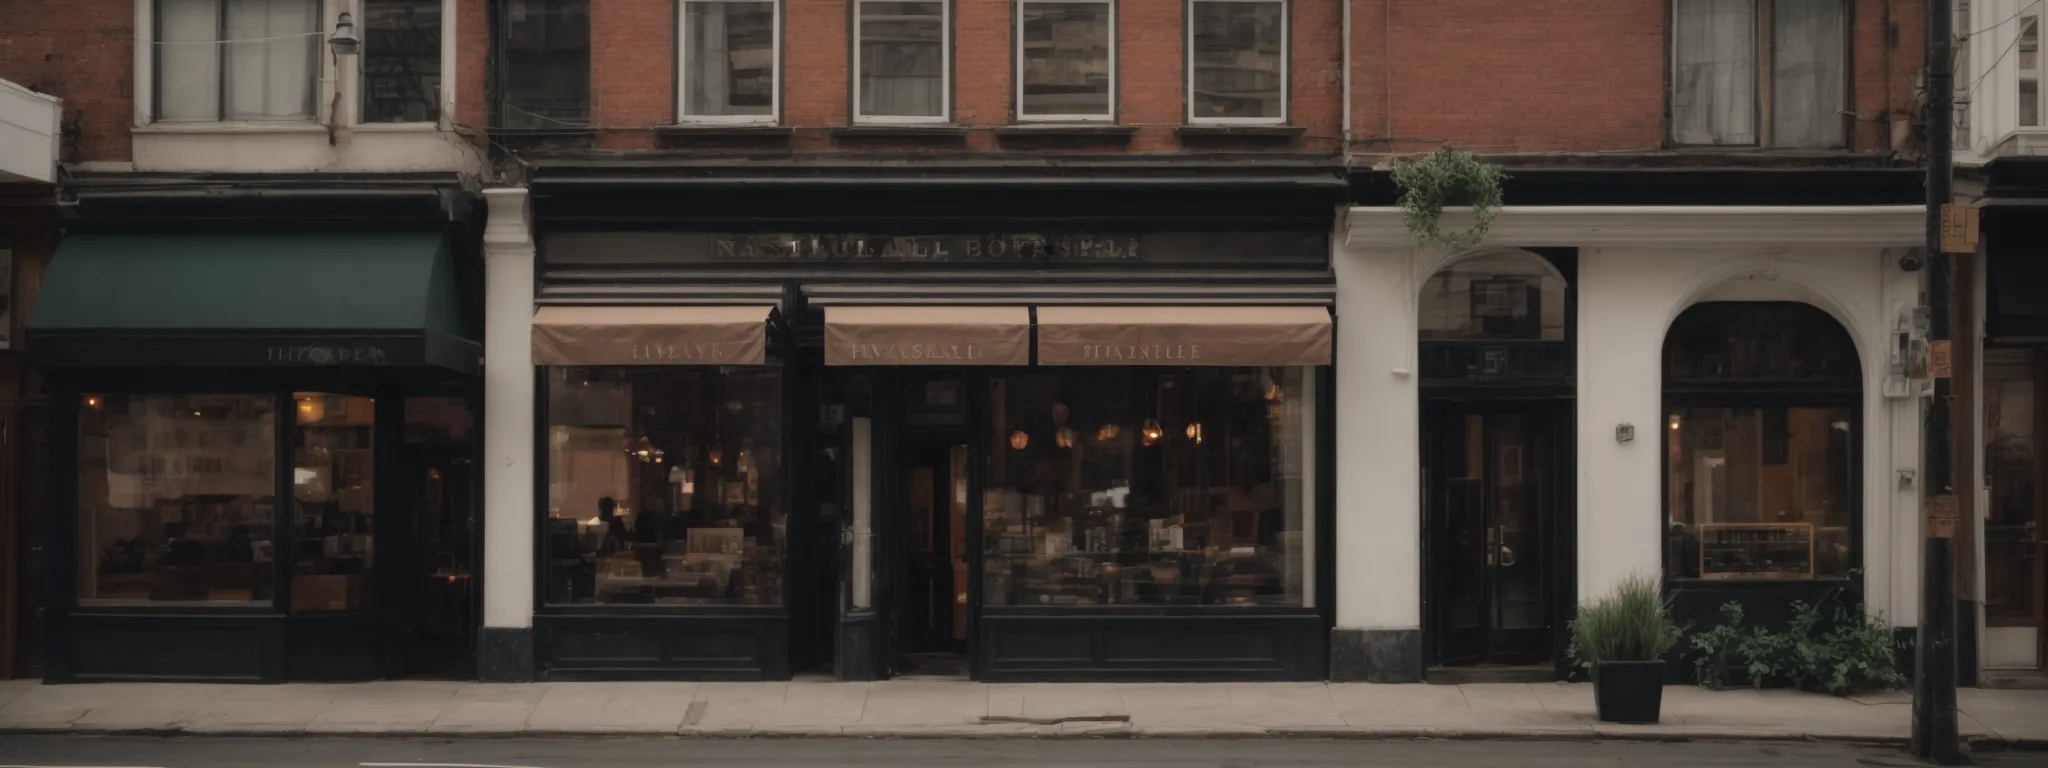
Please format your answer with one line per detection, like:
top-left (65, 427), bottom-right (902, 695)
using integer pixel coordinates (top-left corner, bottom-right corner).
top-left (28, 232), bottom-right (476, 373)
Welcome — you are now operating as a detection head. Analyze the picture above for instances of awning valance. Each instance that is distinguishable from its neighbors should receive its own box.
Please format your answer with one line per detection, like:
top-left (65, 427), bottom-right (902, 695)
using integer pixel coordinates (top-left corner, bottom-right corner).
top-left (27, 232), bottom-right (477, 372)
top-left (1035, 305), bottom-right (1332, 366)
top-left (824, 306), bottom-right (1029, 366)
top-left (531, 305), bottom-right (773, 365)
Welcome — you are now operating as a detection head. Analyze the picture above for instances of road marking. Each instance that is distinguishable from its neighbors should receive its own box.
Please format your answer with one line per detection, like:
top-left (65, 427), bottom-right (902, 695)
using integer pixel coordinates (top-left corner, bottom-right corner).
top-left (361, 763), bottom-right (552, 768)
top-left (0, 765), bottom-right (167, 768)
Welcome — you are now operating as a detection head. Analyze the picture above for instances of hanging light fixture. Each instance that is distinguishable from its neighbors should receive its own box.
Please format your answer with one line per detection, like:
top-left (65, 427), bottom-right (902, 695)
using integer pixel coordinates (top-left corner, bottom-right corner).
top-left (708, 443), bottom-right (725, 467)
top-left (84, 394), bottom-right (103, 409)
top-left (1056, 426), bottom-right (1078, 448)
top-left (295, 395), bottom-right (326, 424)
top-left (1264, 378), bottom-right (1285, 402)
top-left (1052, 403), bottom-right (1070, 425)
top-left (1185, 421), bottom-right (1204, 445)
top-left (1096, 423), bottom-right (1121, 442)
top-left (1141, 418), bottom-right (1163, 446)
top-left (623, 435), bottom-right (665, 464)
top-left (1009, 430), bottom-right (1030, 450)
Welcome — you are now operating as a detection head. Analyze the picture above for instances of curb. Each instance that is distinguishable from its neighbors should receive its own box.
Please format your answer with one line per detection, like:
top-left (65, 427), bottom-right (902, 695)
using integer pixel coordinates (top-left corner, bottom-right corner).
top-left (0, 724), bottom-right (2017, 748)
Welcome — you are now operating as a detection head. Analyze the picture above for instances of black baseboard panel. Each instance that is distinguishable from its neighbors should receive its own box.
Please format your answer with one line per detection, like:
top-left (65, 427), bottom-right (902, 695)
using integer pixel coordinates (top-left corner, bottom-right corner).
top-left (979, 612), bottom-right (1325, 681)
top-left (534, 613), bottom-right (790, 681)
top-left (57, 614), bottom-right (284, 683)
top-left (837, 614), bottom-right (880, 682)
top-left (1895, 627), bottom-right (1918, 684)
top-left (479, 627), bottom-right (535, 682)
top-left (1958, 600), bottom-right (1980, 688)
top-left (1330, 628), bottom-right (1421, 683)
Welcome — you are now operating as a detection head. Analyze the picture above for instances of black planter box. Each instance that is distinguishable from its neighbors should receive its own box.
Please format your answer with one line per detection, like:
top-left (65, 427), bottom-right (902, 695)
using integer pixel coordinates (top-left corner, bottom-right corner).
top-left (1593, 660), bottom-right (1666, 724)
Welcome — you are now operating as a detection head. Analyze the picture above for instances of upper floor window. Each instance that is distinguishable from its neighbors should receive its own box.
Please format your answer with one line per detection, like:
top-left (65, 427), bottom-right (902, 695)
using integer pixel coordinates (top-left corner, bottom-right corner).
top-left (1670, 0), bottom-right (1847, 148)
top-left (2020, 12), bottom-right (2039, 128)
top-left (156, 0), bottom-right (319, 122)
top-left (362, 0), bottom-right (442, 123)
top-left (1188, 0), bottom-right (1286, 124)
top-left (680, 0), bottom-right (779, 122)
top-left (1017, 0), bottom-right (1114, 121)
top-left (494, 0), bottom-right (590, 129)
top-left (855, 0), bottom-right (950, 122)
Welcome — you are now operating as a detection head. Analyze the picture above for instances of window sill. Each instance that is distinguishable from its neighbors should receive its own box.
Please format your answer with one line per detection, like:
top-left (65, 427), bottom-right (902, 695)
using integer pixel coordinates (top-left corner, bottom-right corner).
top-left (135, 121), bottom-right (325, 135)
top-left (832, 124), bottom-right (971, 141)
top-left (654, 123), bottom-right (794, 148)
top-left (995, 124), bottom-right (1138, 146)
top-left (1176, 124), bottom-right (1304, 147)
top-left (350, 122), bottom-right (445, 134)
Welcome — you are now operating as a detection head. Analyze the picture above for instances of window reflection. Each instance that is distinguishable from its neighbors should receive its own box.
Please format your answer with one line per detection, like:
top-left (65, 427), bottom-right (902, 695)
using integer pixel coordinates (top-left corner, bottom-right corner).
top-left (983, 367), bottom-right (1311, 607)
top-left (291, 393), bottom-right (375, 613)
top-left (78, 393), bottom-right (276, 605)
top-left (1665, 406), bottom-right (1853, 579)
top-left (1985, 349), bottom-right (2039, 625)
top-left (1418, 251), bottom-right (1566, 342)
top-left (544, 367), bottom-right (784, 605)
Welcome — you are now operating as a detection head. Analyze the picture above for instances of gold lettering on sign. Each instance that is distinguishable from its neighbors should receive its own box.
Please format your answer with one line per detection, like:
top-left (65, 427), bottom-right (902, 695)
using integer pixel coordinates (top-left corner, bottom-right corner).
top-left (630, 342), bottom-right (728, 361)
top-left (846, 343), bottom-right (985, 361)
top-left (1079, 344), bottom-right (1201, 361)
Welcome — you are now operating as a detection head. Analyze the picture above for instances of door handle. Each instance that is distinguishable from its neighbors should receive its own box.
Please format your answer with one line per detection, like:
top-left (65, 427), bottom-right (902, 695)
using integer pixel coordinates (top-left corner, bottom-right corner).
top-left (1499, 545), bottom-right (1517, 568)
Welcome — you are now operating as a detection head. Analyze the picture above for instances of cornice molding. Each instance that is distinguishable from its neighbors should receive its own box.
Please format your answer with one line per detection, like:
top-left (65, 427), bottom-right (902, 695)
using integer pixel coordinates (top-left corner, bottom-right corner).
top-left (1342, 205), bottom-right (1925, 250)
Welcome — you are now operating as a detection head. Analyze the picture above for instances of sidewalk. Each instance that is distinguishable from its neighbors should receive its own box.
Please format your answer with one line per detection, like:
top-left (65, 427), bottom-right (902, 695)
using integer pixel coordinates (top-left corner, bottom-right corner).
top-left (1, 678), bottom-right (2044, 746)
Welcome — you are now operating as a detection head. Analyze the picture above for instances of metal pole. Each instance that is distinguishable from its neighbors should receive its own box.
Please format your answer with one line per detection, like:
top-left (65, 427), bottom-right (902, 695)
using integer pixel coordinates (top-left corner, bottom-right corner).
top-left (1913, 0), bottom-right (1964, 762)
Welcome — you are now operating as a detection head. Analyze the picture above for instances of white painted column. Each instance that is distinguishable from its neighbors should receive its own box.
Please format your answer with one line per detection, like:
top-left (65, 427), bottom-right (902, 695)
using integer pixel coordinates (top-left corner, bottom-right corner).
top-left (1572, 246), bottom-right (1669, 600)
top-left (1332, 228), bottom-right (1423, 642)
top-left (481, 187), bottom-right (536, 646)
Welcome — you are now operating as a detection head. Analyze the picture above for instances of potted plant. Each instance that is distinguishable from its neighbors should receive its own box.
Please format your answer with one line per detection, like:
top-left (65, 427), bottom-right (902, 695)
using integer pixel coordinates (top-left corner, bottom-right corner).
top-left (1568, 573), bottom-right (1683, 724)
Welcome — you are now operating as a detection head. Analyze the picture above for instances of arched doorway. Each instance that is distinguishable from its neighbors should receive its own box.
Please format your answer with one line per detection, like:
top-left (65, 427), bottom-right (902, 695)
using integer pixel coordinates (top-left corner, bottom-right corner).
top-left (1418, 249), bottom-right (1576, 679)
top-left (1661, 301), bottom-right (1861, 631)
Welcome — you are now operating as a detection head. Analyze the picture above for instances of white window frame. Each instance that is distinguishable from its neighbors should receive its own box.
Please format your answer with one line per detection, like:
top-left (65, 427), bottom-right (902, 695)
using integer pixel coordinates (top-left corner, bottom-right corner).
top-left (355, 0), bottom-right (460, 129)
top-left (1014, 0), bottom-right (1116, 123)
top-left (1185, 0), bottom-right (1289, 126)
top-left (134, 0), bottom-right (335, 127)
top-left (2021, 10), bottom-right (2043, 129)
top-left (1664, 0), bottom-right (1852, 149)
top-left (675, 0), bottom-right (782, 124)
top-left (852, 0), bottom-right (952, 124)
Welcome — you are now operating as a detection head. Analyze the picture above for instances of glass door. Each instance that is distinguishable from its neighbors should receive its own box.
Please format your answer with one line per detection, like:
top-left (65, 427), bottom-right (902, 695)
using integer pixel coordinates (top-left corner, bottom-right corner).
top-left (1985, 349), bottom-right (2046, 669)
top-left (400, 395), bottom-right (477, 678)
top-left (1428, 403), bottom-right (1555, 666)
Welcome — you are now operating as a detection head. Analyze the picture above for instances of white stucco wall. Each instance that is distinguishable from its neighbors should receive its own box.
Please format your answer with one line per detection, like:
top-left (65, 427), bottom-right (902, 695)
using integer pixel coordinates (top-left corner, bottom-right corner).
top-left (481, 187), bottom-right (537, 631)
top-left (1335, 206), bottom-right (1928, 635)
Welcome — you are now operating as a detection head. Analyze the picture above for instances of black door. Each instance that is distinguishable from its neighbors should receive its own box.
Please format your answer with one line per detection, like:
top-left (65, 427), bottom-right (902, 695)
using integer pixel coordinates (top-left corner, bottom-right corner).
top-left (890, 433), bottom-right (970, 675)
top-left (1427, 402), bottom-right (1557, 666)
top-left (401, 445), bottom-right (476, 677)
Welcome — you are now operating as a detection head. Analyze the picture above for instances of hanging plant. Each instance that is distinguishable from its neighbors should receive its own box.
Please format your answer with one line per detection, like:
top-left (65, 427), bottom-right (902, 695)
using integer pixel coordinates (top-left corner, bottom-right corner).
top-left (1391, 147), bottom-right (1506, 249)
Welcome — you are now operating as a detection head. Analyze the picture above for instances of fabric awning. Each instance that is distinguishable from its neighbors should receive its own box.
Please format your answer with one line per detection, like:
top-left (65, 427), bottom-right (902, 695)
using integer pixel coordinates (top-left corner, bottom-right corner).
top-left (1035, 305), bottom-right (1332, 366)
top-left (824, 306), bottom-right (1030, 366)
top-left (531, 305), bottom-right (773, 365)
top-left (27, 232), bottom-right (477, 372)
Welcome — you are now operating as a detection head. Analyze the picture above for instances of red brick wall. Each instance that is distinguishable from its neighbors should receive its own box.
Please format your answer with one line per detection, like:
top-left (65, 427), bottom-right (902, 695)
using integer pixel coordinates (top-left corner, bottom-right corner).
top-left (0, 0), bottom-right (135, 163)
top-left (458, 0), bottom-right (491, 131)
top-left (1351, 0), bottom-right (1920, 157)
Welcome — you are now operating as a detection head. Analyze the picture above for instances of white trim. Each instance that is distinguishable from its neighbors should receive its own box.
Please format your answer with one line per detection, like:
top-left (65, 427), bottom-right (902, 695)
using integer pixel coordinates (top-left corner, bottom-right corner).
top-left (1014, 0), bottom-right (1115, 123)
top-left (131, 121), bottom-right (330, 134)
top-left (852, 0), bottom-right (952, 124)
top-left (1186, 0), bottom-right (1288, 126)
top-left (440, 0), bottom-right (456, 127)
top-left (676, 0), bottom-right (782, 124)
top-left (1342, 205), bottom-right (1927, 249)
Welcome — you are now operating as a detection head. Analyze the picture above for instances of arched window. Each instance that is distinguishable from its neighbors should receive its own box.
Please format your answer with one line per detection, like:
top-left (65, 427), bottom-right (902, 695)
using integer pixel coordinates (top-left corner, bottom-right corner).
top-left (1663, 302), bottom-right (1859, 581)
top-left (1419, 250), bottom-right (1567, 342)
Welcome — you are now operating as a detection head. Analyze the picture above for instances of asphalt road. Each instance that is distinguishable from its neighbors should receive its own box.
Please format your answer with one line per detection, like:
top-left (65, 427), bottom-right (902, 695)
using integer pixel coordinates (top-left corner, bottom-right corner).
top-left (0, 737), bottom-right (2045, 768)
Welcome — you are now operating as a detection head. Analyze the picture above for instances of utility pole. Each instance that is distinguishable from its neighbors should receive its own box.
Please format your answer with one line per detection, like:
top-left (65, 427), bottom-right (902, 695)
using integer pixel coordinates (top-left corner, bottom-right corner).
top-left (1912, 0), bottom-right (1964, 762)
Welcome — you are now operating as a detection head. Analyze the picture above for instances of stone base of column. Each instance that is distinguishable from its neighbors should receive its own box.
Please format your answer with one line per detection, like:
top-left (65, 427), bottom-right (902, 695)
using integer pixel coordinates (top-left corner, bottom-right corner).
top-left (1330, 628), bottom-right (1423, 683)
top-left (478, 627), bottom-right (535, 683)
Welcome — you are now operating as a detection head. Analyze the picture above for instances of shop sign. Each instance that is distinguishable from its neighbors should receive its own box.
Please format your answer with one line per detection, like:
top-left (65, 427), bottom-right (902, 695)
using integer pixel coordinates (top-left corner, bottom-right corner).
top-left (265, 344), bottom-right (391, 366)
top-left (841, 342), bottom-right (989, 362)
top-left (629, 342), bottom-right (734, 362)
top-left (1080, 344), bottom-right (1202, 362)
top-left (711, 234), bottom-right (1142, 262)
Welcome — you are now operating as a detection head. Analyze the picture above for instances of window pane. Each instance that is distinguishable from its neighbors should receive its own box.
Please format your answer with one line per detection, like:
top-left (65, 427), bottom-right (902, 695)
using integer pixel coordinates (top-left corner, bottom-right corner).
top-left (291, 394), bottom-right (375, 613)
top-left (2023, 17), bottom-right (2041, 128)
top-left (363, 0), bottom-right (443, 123)
top-left (983, 368), bottom-right (1310, 607)
top-left (544, 367), bottom-right (785, 606)
top-left (1190, 0), bottom-right (1283, 120)
top-left (858, 2), bottom-right (946, 118)
top-left (684, 1), bottom-right (776, 117)
top-left (1671, 0), bottom-right (1756, 145)
top-left (1985, 350), bottom-right (2037, 624)
top-left (1664, 302), bottom-right (1859, 383)
top-left (1418, 251), bottom-right (1566, 342)
top-left (224, 0), bottom-right (318, 121)
top-left (1772, 0), bottom-right (1846, 147)
top-left (1020, 2), bottom-right (1110, 117)
top-left (78, 394), bottom-right (276, 605)
top-left (499, 0), bottom-right (591, 128)
top-left (1666, 406), bottom-right (1853, 579)
top-left (158, 0), bottom-right (223, 121)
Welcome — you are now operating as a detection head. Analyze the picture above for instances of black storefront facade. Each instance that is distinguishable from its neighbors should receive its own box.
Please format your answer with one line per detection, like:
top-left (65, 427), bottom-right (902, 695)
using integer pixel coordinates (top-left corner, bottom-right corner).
top-left (522, 158), bottom-right (1344, 682)
top-left (31, 175), bottom-right (487, 683)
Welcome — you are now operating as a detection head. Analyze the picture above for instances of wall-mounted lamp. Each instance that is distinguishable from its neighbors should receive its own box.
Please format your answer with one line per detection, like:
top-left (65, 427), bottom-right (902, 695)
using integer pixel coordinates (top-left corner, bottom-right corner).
top-left (328, 12), bottom-right (361, 57)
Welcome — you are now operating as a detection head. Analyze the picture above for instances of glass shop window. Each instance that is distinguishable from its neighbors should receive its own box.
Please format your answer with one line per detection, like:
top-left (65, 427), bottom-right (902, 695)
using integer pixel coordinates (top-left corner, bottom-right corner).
top-left (544, 366), bottom-right (785, 606)
top-left (77, 393), bottom-right (277, 605)
top-left (1665, 406), bottom-right (1854, 580)
top-left (983, 367), bottom-right (1313, 607)
top-left (291, 393), bottom-right (375, 613)
top-left (1417, 250), bottom-right (1566, 342)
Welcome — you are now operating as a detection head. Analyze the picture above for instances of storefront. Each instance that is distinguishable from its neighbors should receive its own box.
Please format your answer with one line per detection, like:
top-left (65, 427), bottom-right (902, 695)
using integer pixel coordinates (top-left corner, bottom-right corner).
top-left (499, 158), bottom-right (1343, 681)
top-left (30, 177), bottom-right (484, 682)
top-left (1332, 169), bottom-right (1927, 683)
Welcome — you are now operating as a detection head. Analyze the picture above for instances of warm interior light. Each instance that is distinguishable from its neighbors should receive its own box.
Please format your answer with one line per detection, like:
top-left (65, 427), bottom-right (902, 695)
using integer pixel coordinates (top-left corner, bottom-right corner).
top-left (1185, 421), bottom-right (1204, 444)
top-left (295, 395), bottom-right (325, 424)
top-left (1009, 430), bottom-right (1030, 450)
top-left (83, 395), bottom-right (102, 409)
top-left (1056, 426), bottom-right (1078, 448)
top-left (1141, 418), bottom-right (1163, 446)
top-left (1264, 382), bottom-right (1284, 402)
top-left (1669, 414), bottom-right (1682, 431)
top-left (1096, 423), bottom-right (1121, 442)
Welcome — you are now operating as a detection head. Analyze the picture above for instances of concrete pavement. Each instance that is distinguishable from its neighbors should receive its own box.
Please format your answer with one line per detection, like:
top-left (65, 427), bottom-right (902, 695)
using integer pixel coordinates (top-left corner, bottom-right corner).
top-left (0, 678), bottom-right (2044, 746)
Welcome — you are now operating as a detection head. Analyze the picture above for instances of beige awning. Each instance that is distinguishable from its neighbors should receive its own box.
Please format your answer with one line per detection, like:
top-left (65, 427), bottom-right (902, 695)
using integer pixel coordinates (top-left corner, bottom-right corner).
top-left (825, 306), bottom-right (1030, 366)
top-left (531, 305), bottom-right (773, 366)
top-left (1036, 305), bottom-right (1332, 366)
